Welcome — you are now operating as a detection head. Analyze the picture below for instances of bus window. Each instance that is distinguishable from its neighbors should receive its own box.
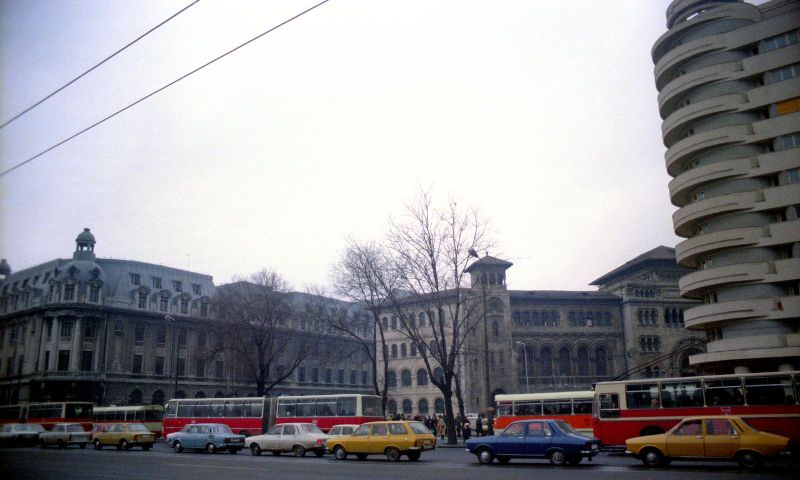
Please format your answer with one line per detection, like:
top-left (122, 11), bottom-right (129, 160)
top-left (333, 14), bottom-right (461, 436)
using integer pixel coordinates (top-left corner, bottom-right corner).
top-left (745, 375), bottom-right (794, 405)
top-left (165, 401), bottom-right (177, 417)
top-left (177, 403), bottom-right (195, 418)
top-left (361, 396), bottom-right (383, 417)
top-left (295, 399), bottom-right (315, 417)
top-left (626, 384), bottom-right (659, 409)
top-left (515, 401), bottom-right (541, 416)
top-left (28, 405), bottom-right (62, 419)
top-left (243, 400), bottom-right (262, 418)
top-left (542, 401), bottom-right (571, 415)
top-left (598, 393), bottom-right (619, 418)
top-left (66, 404), bottom-right (92, 419)
top-left (315, 398), bottom-right (336, 417)
top-left (278, 399), bottom-right (296, 417)
top-left (573, 399), bottom-right (593, 415)
top-left (704, 379), bottom-right (744, 406)
top-left (496, 403), bottom-right (512, 416)
top-left (337, 397), bottom-right (356, 417)
top-left (661, 380), bottom-right (703, 408)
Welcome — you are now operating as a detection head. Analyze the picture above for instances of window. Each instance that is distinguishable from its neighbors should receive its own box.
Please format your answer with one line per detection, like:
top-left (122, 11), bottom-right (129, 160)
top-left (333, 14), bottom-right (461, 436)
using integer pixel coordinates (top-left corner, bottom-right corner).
top-left (744, 375), bottom-right (793, 406)
top-left (155, 356), bottom-right (165, 375)
top-left (402, 400), bottom-right (412, 414)
top-left (45, 318), bottom-right (53, 339)
top-left (44, 351), bottom-right (50, 371)
top-left (338, 368), bottom-right (345, 384)
top-left (135, 325), bottom-right (145, 345)
top-left (705, 418), bottom-right (737, 436)
top-left (215, 360), bottom-right (224, 378)
top-left (298, 367), bottom-right (306, 382)
top-left (417, 369), bottom-right (428, 386)
top-left (390, 423), bottom-right (407, 435)
top-left (178, 328), bottom-right (187, 347)
top-left (130, 273), bottom-right (140, 285)
top-left (401, 369), bottom-right (412, 387)
top-left (325, 368), bottom-right (332, 384)
top-left (350, 370), bottom-right (356, 384)
top-left (132, 354), bottom-right (143, 374)
top-left (198, 331), bottom-right (206, 347)
top-left (626, 383), bottom-right (659, 409)
top-left (156, 327), bottom-right (166, 347)
top-left (89, 285), bottom-right (100, 302)
top-left (391, 316), bottom-right (398, 330)
top-left (173, 281), bottom-right (182, 292)
top-left (596, 347), bottom-right (608, 376)
top-left (63, 283), bottom-right (75, 301)
top-left (192, 284), bottom-right (201, 295)
top-left (762, 29), bottom-right (799, 52)
top-left (60, 319), bottom-right (73, 339)
top-left (661, 380), bottom-right (703, 407)
top-left (387, 371), bottom-right (397, 388)
top-left (138, 291), bottom-right (147, 309)
top-left (674, 419), bottom-right (701, 436)
top-left (80, 351), bottom-right (93, 371)
top-left (159, 295), bottom-right (168, 312)
top-left (540, 347), bottom-right (553, 376)
top-left (84, 320), bottom-right (96, 339)
top-left (195, 360), bottom-right (205, 378)
top-left (361, 370), bottom-right (368, 385)
top-left (200, 302), bottom-right (208, 317)
top-left (391, 344), bottom-right (398, 358)
top-left (418, 398), bottom-right (429, 414)
top-left (400, 343), bottom-right (407, 357)
top-left (180, 298), bottom-right (188, 314)
top-left (503, 422), bottom-right (526, 437)
top-left (57, 350), bottom-right (70, 371)
top-left (152, 277), bottom-right (162, 289)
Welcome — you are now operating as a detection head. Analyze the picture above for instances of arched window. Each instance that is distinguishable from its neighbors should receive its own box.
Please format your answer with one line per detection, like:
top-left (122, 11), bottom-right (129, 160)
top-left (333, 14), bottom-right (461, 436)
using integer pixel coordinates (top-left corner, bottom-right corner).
top-left (391, 344), bottom-right (398, 358)
top-left (387, 371), bottom-right (397, 387)
top-left (400, 343), bottom-right (407, 358)
top-left (410, 344), bottom-right (417, 356)
top-left (433, 367), bottom-right (444, 384)
top-left (492, 320), bottom-right (499, 337)
top-left (214, 391), bottom-right (225, 398)
top-left (434, 398), bottom-right (445, 414)
top-left (558, 347), bottom-right (571, 376)
top-left (429, 340), bottom-right (437, 354)
top-left (391, 316), bottom-right (398, 329)
top-left (417, 368), bottom-right (428, 386)
top-left (387, 400), bottom-right (397, 415)
top-left (175, 390), bottom-right (186, 399)
top-left (418, 312), bottom-right (426, 327)
top-left (382, 317), bottom-right (389, 330)
top-left (401, 369), bottom-right (412, 386)
top-left (402, 399), bottom-right (413, 414)
top-left (596, 347), bottom-right (608, 376)
top-left (540, 347), bottom-right (553, 377)
top-left (128, 389), bottom-right (143, 405)
top-left (151, 390), bottom-right (165, 405)
top-left (418, 398), bottom-right (429, 414)
top-left (577, 346), bottom-right (589, 376)
top-left (195, 391), bottom-right (206, 399)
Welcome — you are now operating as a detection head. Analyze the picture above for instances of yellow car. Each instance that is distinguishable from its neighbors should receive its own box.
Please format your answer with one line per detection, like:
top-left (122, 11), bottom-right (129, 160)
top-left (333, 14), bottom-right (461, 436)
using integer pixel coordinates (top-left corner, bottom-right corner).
top-left (92, 423), bottom-right (155, 451)
top-left (327, 421), bottom-right (436, 461)
top-left (625, 415), bottom-right (792, 469)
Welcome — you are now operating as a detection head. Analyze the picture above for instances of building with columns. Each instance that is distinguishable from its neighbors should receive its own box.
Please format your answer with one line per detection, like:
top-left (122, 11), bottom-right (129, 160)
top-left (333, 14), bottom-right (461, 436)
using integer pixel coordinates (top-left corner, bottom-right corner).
top-left (0, 229), bottom-right (372, 406)
top-left (379, 247), bottom-right (704, 417)
top-left (652, 0), bottom-right (800, 372)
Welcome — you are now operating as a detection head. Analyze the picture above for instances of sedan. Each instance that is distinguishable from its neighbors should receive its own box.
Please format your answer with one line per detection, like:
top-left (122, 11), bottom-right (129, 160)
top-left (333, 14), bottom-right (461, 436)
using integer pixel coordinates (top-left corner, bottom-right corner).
top-left (0, 423), bottom-right (45, 447)
top-left (39, 423), bottom-right (92, 449)
top-left (327, 421), bottom-right (436, 462)
top-left (246, 423), bottom-right (329, 457)
top-left (166, 423), bottom-right (245, 454)
top-left (92, 423), bottom-right (155, 451)
top-left (465, 419), bottom-right (600, 465)
top-left (626, 415), bottom-right (792, 469)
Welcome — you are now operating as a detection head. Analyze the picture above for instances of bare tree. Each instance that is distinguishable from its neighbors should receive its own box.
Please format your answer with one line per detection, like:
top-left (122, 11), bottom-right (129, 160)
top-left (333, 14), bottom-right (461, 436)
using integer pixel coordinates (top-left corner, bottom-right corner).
top-left (384, 189), bottom-right (492, 444)
top-left (330, 239), bottom-right (399, 413)
top-left (214, 269), bottom-right (323, 396)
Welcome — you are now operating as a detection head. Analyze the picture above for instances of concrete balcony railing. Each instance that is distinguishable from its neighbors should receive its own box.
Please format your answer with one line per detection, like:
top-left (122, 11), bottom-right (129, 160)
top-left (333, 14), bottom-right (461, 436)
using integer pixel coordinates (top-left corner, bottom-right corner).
top-left (679, 258), bottom-right (800, 298)
top-left (675, 220), bottom-right (800, 267)
top-left (683, 295), bottom-right (800, 329)
top-left (658, 61), bottom-right (741, 118)
top-left (666, 124), bottom-right (752, 176)
top-left (673, 189), bottom-right (758, 237)
top-left (662, 93), bottom-right (745, 147)
top-left (655, 36), bottom-right (726, 91)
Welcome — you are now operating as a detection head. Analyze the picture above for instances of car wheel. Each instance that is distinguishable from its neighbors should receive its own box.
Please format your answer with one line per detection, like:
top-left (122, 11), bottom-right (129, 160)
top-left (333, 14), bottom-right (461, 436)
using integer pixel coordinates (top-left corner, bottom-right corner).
top-left (94, 439), bottom-right (102, 450)
top-left (206, 443), bottom-right (217, 454)
top-left (642, 448), bottom-right (665, 467)
top-left (356, 453), bottom-right (367, 460)
top-left (120, 439), bottom-right (130, 451)
top-left (497, 456), bottom-right (510, 464)
top-left (567, 455), bottom-right (582, 465)
top-left (57, 440), bottom-right (66, 449)
top-left (407, 451), bottom-right (421, 461)
top-left (549, 450), bottom-right (567, 466)
top-left (314, 450), bottom-right (324, 457)
top-left (736, 450), bottom-right (763, 469)
top-left (293, 444), bottom-right (306, 457)
top-left (477, 447), bottom-right (494, 465)
top-left (385, 447), bottom-right (401, 462)
top-left (174, 441), bottom-right (183, 453)
top-left (333, 445), bottom-right (347, 460)
top-left (250, 443), bottom-right (262, 456)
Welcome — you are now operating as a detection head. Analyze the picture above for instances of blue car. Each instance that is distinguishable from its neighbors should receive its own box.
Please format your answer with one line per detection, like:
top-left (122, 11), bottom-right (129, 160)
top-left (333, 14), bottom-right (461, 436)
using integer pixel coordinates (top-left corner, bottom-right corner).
top-left (166, 423), bottom-right (245, 454)
top-left (465, 419), bottom-right (600, 465)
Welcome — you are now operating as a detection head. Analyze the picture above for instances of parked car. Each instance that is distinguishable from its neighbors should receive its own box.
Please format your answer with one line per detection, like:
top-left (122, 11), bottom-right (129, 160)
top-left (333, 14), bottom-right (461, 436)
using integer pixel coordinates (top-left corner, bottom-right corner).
top-left (39, 423), bottom-right (91, 449)
top-left (166, 423), bottom-right (244, 454)
top-left (626, 415), bottom-right (793, 469)
top-left (465, 419), bottom-right (600, 465)
top-left (245, 422), bottom-right (329, 457)
top-left (327, 421), bottom-right (436, 462)
top-left (0, 423), bottom-right (45, 447)
top-left (92, 423), bottom-right (155, 451)
top-left (327, 424), bottom-right (359, 437)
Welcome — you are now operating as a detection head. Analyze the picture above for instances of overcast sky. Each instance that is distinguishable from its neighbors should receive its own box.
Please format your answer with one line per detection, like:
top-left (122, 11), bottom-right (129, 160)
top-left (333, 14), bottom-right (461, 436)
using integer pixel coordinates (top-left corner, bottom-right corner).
top-left (2, 0), bottom-right (686, 292)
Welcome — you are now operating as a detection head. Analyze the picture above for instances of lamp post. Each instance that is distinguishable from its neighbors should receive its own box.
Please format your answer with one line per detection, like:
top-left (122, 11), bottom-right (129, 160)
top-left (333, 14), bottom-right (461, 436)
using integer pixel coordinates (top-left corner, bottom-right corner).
top-left (165, 315), bottom-right (179, 398)
top-left (515, 341), bottom-right (529, 393)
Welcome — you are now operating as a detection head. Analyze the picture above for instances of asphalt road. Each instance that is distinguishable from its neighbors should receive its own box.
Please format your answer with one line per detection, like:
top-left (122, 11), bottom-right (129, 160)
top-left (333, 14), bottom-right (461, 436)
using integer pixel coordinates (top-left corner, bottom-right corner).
top-left (1, 442), bottom-right (796, 480)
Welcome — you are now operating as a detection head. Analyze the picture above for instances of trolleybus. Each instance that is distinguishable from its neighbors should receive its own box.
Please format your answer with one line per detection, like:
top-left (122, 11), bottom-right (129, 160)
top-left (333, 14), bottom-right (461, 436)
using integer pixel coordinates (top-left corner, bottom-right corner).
top-left (92, 405), bottom-right (165, 438)
top-left (0, 402), bottom-right (93, 431)
top-left (495, 390), bottom-right (594, 434)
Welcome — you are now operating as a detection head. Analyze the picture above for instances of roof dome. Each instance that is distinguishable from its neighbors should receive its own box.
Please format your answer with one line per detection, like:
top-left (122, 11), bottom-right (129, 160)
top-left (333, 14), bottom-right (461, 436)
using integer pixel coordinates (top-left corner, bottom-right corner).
top-left (0, 258), bottom-right (10, 276)
top-left (76, 228), bottom-right (96, 245)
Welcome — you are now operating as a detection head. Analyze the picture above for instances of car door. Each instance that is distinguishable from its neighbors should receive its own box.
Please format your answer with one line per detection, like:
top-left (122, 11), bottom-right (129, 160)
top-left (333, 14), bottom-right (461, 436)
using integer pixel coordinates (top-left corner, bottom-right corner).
top-left (347, 424), bottom-right (370, 453)
top-left (280, 425), bottom-right (298, 451)
top-left (261, 425), bottom-right (282, 450)
top-left (524, 421), bottom-right (551, 456)
top-left (494, 422), bottom-right (526, 455)
top-left (368, 423), bottom-right (389, 454)
top-left (665, 419), bottom-right (704, 458)
top-left (703, 418), bottom-right (740, 458)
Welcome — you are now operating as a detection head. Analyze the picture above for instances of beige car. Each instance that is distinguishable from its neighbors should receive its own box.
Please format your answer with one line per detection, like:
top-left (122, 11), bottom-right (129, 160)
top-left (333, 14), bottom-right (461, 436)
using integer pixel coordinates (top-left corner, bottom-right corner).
top-left (92, 423), bottom-right (154, 450)
top-left (245, 423), bottom-right (330, 457)
top-left (327, 424), bottom-right (359, 437)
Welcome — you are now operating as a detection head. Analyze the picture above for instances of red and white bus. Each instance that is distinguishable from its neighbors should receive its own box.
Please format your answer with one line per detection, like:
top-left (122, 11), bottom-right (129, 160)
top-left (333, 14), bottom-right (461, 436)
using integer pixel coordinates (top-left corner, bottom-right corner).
top-left (594, 370), bottom-right (800, 447)
top-left (163, 393), bottom-right (383, 437)
top-left (92, 405), bottom-right (165, 438)
top-left (495, 391), bottom-right (594, 434)
top-left (0, 402), bottom-right (94, 431)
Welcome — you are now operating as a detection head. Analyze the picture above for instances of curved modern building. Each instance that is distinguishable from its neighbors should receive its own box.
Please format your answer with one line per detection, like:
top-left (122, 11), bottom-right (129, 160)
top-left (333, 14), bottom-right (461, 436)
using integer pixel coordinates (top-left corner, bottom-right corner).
top-left (653, 0), bottom-right (800, 372)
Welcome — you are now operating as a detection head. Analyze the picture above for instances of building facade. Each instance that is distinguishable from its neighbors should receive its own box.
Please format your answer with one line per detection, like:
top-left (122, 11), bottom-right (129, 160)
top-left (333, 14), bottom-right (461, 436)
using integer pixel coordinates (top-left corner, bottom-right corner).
top-left (380, 247), bottom-right (704, 417)
top-left (653, 0), bottom-right (800, 372)
top-left (0, 229), bottom-right (372, 406)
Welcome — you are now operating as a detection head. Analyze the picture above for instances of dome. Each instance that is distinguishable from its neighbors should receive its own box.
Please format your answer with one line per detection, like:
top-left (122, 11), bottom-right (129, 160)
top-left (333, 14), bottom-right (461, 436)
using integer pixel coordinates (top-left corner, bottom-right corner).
top-left (0, 258), bottom-right (10, 276)
top-left (76, 228), bottom-right (96, 245)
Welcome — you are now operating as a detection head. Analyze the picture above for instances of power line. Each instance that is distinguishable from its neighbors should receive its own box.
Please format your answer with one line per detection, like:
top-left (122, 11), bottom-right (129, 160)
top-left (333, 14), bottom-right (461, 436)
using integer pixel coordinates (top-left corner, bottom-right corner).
top-left (0, 0), bottom-right (331, 178)
top-left (0, 0), bottom-right (201, 130)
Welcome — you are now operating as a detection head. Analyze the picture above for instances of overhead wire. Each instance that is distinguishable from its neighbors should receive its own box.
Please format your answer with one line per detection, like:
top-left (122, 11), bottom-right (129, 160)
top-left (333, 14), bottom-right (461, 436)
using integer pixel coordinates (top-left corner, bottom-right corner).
top-left (0, 0), bottom-right (202, 130)
top-left (0, 0), bottom-right (331, 178)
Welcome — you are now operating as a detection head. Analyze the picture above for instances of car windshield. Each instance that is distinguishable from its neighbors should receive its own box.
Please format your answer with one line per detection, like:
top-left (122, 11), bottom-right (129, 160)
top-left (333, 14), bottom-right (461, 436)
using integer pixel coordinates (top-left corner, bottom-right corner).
top-left (300, 424), bottom-right (323, 434)
top-left (129, 424), bottom-right (149, 432)
top-left (408, 422), bottom-right (430, 435)
top-left (555, 420), bottom-right (579, 434)
top-left (67, 424), bottom-right (85, 432)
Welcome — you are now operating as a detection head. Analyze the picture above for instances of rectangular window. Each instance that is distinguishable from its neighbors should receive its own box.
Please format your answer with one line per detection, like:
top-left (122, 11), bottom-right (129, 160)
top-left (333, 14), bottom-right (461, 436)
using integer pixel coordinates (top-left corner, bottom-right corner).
top-left (625, 383), bottom-right (659, 409)
top-left (135, 325), bottom-right (145, 345)
top-left (180, 299), bottom-right (188, 314)
top-left (63, 283), bottom-right (75, 301)
top-left (215, 360), bottom-right (224, 378)
top-left (598, 393), bottom-right (620, 418)
top-left (45, 318), bottom-right (53, 339)
top-left (338, 369), bottom-right (345, 384)
top-left (173, 281), bottom-right (182, 292)
top-left (155, 356), bottom-right (165, 375)
top-left (312, 368), bottom-right (319, 383)
top-left (89, 286), bottom-right (100, 302)
top-left (159, 296), bottom-right (168, 312)
top-left (60, 319), bottom-right (73, 339)
top-left (138, 292), bottom-right (147, 309)
top-left (744, 375), bottom-right (794, 406)
top-left (192, 284), bottom-right (201, 295)
top-left (362, 370), bottom-right (368, 385)
top-left (44, 351), bottom-right (50, 371)
top-left (176, 358), bottom-right (185, 377)
top-left (152, 277), bottom-right (162, 289)
top-left (200, 302), bottom-right (208, 317)
top-left (195, 360), bottom-right (204, 378)
top-left (80, 351), bottom-right (93, 371)
top-left (197, 331), bottom-right (206, 347)
top-left (130, 273), bottom-right (140, 285)
top-left (661, 380), bottom-right (704, 408)
top-left (133, 354), bottom-right (143, 374)
top-left (57, 350), bottom-right (70, 371)
top-left (178, 329), bottom-right (187, 347)
top-left (325, 368), bottom-right (332, 384)
top-left (350, 370), bottom-right (356, 384)
top-left (156, 327), bottom-right (166, 347)
top-left (298, 367), bottom-right (306, 382)
top-left (17, 355), bottom-right (23, 375)
top-left (84, 321), bottom-right (96, 339)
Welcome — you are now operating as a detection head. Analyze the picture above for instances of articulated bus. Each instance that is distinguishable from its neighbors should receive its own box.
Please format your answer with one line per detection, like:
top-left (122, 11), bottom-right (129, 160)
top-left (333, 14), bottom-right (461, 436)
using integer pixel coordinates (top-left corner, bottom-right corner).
top-left (594, 370), bottom-right (800, 447)
top-left (495, 391), bottom-right (594, 434)
top-left (163, 394), bottom-right (383, 436)
top-left (92, 405), bottom-right (165, 438)
top-left (0, 402), bottom-right (93, 431)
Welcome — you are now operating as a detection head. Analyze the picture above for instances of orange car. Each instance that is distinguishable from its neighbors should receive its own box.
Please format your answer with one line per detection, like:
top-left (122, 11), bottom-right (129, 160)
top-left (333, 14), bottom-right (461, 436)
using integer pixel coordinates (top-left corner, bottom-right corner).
top-left (626, 415), bottom-right (792, 469)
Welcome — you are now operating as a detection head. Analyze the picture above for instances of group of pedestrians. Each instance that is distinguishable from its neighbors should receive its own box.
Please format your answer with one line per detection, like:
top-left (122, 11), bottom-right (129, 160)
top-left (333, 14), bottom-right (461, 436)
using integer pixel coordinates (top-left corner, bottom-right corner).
top-left (393, 412), bottom-right (492, 442)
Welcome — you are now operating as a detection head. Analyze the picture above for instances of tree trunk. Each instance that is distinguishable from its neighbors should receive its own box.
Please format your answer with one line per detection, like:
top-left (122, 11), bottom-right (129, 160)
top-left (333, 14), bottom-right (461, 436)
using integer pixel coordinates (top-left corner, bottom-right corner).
top-left (454, 372), bottom-right (466, 421)
top-left (442, 388), bottom-right (457, 444)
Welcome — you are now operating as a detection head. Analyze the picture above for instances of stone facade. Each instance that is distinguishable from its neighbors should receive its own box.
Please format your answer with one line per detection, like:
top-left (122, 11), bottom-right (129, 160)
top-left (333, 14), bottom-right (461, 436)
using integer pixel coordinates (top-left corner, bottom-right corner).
top-left (0, 229), bottom-right (372, 406)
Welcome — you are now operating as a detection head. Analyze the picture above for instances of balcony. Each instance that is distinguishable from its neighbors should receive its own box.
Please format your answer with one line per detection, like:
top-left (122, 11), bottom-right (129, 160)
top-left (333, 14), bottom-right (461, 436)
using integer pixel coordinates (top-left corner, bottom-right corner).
top-left (683, 295), bottom-right (800, 329)
top-left (666, 124), bottom-right (751, 176)
top-left (679, 258), bottom-right (800, 298)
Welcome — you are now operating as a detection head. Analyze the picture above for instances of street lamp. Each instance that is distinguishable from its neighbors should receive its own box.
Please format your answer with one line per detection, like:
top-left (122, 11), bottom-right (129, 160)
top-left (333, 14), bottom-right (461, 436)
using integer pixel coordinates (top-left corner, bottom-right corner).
top-left (515, 341), bottom-right (529, 393)
top-left (165, 315), bottom-right (179, 398)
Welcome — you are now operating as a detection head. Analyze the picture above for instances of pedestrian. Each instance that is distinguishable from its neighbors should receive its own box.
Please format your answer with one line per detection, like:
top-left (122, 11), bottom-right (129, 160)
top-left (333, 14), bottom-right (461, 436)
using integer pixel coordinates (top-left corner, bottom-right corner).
top-left (463, 420), bottom-right (471, 441)
top-left (476, 414), bottom-right (483, 437)
top-left (455, 414), bottom-right (463, 438)
top-left (436, 416), bottom-right (446, 440)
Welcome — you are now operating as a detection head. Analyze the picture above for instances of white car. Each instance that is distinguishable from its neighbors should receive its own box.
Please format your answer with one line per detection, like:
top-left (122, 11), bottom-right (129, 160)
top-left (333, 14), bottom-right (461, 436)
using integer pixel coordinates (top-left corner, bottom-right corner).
top-left (245, 423), bottom-right (330, 457)
top-left (39, 423), bottom-right (91, 449)
top-left (327, 424), bottom-right (359, 437)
